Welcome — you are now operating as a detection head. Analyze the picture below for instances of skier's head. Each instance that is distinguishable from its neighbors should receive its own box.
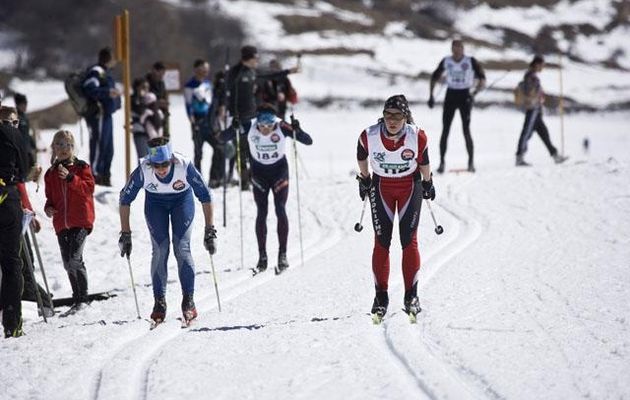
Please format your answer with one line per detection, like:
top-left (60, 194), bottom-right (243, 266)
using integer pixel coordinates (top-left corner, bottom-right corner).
top-left (50, 130), bottom-right (76, 165)
top-left (147, 137), bottom-right (173, 176)
top-left (382, 95), bottom-right (412, 134)
top-left (451, 39), bottom-right (464, 60)
top-left (256, 103), bottom-right (278, 133)
top-left (193, 59), bottom-right (210, 79)
top-left (530, 55), bottom-right (545, 72)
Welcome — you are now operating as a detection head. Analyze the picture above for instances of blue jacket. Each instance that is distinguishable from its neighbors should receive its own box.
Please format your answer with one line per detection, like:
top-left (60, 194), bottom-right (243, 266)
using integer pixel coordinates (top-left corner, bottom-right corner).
top-left (83, 64), bottom-right (121, 115)
top-left (184, 77), bottom-right (213, 117)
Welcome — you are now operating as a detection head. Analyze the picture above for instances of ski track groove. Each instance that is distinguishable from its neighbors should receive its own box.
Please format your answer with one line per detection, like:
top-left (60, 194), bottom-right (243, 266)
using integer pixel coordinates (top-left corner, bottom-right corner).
top-left (377, 175), bottom-right (513, 399)
top-left (92, 188), bottom-right (348, 400)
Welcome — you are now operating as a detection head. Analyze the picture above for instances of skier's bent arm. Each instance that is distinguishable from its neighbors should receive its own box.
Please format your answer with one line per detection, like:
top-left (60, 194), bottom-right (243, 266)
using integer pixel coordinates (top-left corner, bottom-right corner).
top-left (358, 159), bottom-right (369, 178)
top-left (419, 164), bottom-right (432, 182)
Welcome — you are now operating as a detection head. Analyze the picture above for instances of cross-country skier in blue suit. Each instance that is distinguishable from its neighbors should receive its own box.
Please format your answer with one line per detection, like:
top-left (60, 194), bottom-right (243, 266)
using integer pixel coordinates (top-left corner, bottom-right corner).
top-left (221, 103), bottom-right (312, 275)
top-left (118, 137), bottom-right (217, 324)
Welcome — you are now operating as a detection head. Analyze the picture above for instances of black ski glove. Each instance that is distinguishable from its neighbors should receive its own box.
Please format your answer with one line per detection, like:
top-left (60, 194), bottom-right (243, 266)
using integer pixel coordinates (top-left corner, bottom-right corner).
top-left (231, 117), bottom-right (240, 131)
top-left (291, 116), bottom-right (300, 131)
top-left (421, 178), bottom-right (436, 201)
top-left (119, 231), bottom-right (132, 258)
top-left (428, 95), bottom-right (435, 109)
top-left (357, 174), bottom-right (372, 201)
top-left (204, 225), bottom-right (217, 255)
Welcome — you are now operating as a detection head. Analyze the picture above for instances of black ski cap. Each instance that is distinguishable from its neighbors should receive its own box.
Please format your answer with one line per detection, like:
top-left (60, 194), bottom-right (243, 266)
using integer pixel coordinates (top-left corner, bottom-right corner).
top-left (241, 45), bottom-right (258, 61)
top-left (383, 94), bottom-right (410, 118)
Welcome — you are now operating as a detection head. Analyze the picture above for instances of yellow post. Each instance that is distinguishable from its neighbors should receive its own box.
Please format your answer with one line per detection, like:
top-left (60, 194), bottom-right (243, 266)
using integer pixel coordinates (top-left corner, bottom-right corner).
top-left (113, 16), bottom-right (123, 62)
top-left (121, 10), bottom-right (132, 179)
top-left (558, 54), bottom-right (565, 156)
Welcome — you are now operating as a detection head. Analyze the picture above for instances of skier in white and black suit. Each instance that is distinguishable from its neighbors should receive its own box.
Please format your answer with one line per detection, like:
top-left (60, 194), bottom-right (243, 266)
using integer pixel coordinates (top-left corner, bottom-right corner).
top-left (221, 103), bottom-right (312, 275)
top-left (428, 39), bottom-right (486, 173)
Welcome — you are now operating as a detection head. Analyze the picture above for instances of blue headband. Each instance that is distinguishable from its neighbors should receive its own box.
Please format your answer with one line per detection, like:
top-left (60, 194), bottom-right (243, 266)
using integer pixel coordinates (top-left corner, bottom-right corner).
top-left (257, 112), bottom-right (276, 125)
top-left (148, 143), bottom-right (172, 163)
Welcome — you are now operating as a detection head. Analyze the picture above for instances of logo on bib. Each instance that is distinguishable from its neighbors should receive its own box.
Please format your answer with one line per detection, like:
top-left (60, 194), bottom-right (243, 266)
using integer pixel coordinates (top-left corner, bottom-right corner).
top-left (401, 149), bottom-right (415, 161)
top-left (172, 180), bottom-right (185, 191)
top-left (373, 152), bottom-right (386, 162)
top-left (270, 133), bottom-right (281, 143)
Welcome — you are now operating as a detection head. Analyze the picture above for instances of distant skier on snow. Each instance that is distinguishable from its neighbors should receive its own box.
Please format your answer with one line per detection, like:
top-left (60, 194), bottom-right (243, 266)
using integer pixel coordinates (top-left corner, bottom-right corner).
top-left (428, 39), bottom-right (486, 173)
top-left (356, 95), bottom-right (435, 323)
top-left (221, 103), bottom-right (312, 275)
top-left (118, 137), bottom-right (216, 325)
top-left (514, 55), bottom-right (568, 166)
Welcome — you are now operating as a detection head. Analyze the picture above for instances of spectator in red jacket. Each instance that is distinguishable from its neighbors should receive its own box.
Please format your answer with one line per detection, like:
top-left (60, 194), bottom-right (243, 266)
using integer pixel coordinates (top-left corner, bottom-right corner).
top-left (44, 130), bottom-right (95, 312)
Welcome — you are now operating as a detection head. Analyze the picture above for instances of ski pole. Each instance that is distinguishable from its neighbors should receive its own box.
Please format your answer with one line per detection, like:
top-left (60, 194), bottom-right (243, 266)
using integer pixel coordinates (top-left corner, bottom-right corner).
top-left (235, 123), bottom-right (245, 271)
top-left (290, 110), bottom-right (305, 269)
top-left (354, 196), bottom-right (369, 233)
top-left (125, 255), bottom-right (142, 319)
top-left (425, 200), bottom-right (444, 235)
top-left (21, 235), bottom-right (47, 322)
top-left (29, 224), bottom-right (54, 315)
top-left (209, 253), bottom-right (222, 312)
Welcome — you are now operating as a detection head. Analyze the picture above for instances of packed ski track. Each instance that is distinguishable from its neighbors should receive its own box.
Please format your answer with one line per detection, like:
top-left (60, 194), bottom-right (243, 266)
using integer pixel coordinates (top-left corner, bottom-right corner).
top-left (1, 96), bottom-right (630, 399)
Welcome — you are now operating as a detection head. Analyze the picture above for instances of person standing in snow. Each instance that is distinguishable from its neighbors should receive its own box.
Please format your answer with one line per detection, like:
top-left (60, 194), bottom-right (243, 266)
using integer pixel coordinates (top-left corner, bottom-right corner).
top-left (514, 55), bottom-right (567, 166)
top-left (356, 95), bottom-right (435, 321)
top-left (44, 130), bottom-right (95, 313)
top-left (185, 59), bottom-right (225, 188)
top-left (118, 137), bottom-right (216, 324)
top-left (0, 106), bottom-right (30, 337)
top-left (82, 47), bottom-right (122, 187)
top-left (428, 39), bottom-right (486, 173)
top-left (221, 103), bottom-right (312, 275)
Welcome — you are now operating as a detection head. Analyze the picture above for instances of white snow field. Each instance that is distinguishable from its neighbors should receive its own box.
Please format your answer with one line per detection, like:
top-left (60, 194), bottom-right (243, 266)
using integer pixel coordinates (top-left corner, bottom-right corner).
top-left (1, 94), bottom-right (629, 400)
top-left (2, 0), bottom-right (630, 398)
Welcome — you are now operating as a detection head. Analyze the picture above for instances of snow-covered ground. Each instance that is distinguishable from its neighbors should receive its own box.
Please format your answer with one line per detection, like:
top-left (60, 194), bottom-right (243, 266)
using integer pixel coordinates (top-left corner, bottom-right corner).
top-left (2, 1), bottom-right (630, 398)
top-left (1, 93), bottom-right (629, 399)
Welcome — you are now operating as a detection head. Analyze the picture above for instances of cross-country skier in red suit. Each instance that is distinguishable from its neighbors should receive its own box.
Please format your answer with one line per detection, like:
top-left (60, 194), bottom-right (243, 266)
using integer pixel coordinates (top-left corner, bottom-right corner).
top-left (356, 95), bottom-right (435, 321)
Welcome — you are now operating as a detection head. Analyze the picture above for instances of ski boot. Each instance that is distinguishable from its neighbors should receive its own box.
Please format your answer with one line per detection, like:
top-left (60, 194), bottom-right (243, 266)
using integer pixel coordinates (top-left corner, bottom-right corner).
top-left (553, 154), bottom-right (568, 164)
top-left (436, 162), bottom-right (445, 174)
top-left (404, 295), bottom-right (422, 324)
top-left (4, 318), bottom-right (23, 338)
top-left (275, 252), bottom-right (289, 275)
top-left (251, 254), bottom-right (268, 276)
top-left (371, 290), bottom-right (389, 324)
top-left (515, 155), bottom-right (531, 167)
top-left (467, 161), bottom-right (476, 173)
top-left (150, 297), bottom-right (167, 325)
top-left (181, 294), bottom-right (197, 327)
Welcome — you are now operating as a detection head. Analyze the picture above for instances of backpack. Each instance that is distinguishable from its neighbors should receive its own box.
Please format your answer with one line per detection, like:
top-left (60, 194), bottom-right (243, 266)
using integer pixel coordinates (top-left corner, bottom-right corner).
top-left (64, 70), bottom-right (97, 117)
top-left (513, 80), bottom-right (526, 107)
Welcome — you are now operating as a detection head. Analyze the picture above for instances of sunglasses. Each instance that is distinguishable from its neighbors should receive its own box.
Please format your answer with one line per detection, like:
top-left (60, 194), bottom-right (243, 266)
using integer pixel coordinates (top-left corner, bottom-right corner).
top-left (2, 119), bottom-right (19, 127)
top-left (151, 161), bottom-right (171, 169)
top-left (257, 122), bottom-right (274, 130)
top-left (53, 142), bottom-right (74, 149)
top-left (383, 111), bottom-right (405, 122)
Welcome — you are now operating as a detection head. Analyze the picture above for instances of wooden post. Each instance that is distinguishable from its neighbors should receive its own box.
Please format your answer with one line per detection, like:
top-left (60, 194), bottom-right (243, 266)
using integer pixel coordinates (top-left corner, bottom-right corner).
top-left (558, 54), bottom-right (565, 156)
top-left (121, 10), bottom-right (132, 179)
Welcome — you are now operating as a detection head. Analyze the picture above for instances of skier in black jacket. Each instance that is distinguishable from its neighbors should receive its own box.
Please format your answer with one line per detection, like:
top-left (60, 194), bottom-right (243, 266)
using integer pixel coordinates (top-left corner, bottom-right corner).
top-left (0, 105), bottom-right (30, 338)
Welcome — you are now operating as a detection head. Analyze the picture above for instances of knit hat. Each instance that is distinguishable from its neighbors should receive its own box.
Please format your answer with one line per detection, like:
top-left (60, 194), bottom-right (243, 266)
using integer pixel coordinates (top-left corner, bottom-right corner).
top-left (383, 94), bottom-right (410, 118)
top-left (241, 45), bottom-right (258, 61)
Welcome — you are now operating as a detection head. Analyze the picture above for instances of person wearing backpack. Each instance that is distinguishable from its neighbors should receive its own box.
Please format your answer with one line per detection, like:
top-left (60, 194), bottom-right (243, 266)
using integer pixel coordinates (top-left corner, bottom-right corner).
top-left (82, 47), bottom-right (121, 187)
top-left (514, 55), bottom-right (567, 166)
top-left (0, 106), bottom-right (30, 338)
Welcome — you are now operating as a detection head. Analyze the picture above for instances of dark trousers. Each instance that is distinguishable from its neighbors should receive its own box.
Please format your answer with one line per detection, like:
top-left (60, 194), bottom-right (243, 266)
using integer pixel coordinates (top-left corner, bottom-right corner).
top-left (440, 89), bottom-right (474, 165)
top-left (57, 228), bottom-right (89, 303)
top-left (86, 113), bottom-right (114, 178)
top-left (0, 189), bottom-right (24, 334)
top-left (251, 160), bottom-right (289, 256)
top-left (516, 108), bottom-right (557, 157)
top-left (192, 115), bottom-right (225, 183)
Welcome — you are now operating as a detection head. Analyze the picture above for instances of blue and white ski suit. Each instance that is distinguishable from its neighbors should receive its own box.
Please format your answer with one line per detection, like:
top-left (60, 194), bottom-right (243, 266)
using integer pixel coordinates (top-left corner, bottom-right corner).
top-left (119, 153), bottom-right (211, 299)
